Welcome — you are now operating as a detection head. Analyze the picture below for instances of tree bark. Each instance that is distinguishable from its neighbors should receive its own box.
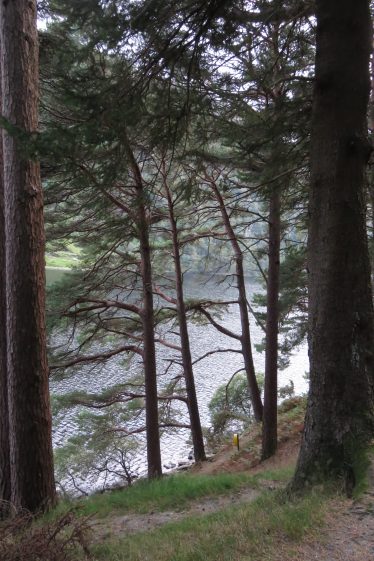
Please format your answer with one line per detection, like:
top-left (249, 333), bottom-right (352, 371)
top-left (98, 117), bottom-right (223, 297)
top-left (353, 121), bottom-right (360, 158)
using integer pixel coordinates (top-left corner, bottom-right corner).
top-left (138, 211), bottom-right (163, 478)
top-left (123, 135), bottom-right (162, 479)
top-left (262, 187), bottom-right (281, 459)
top-left (163, 168), bottom-right (206, 462)
top-left (1, 0), bottom-right (56, 511)
top-left (368, 32), bottom-right (374, 286)
top-left (0, 68), bottom-right (10, 515)
top-left (291, 0), bottom-right (374, 491)
top-left (210, 179), bottom-right (263, 421)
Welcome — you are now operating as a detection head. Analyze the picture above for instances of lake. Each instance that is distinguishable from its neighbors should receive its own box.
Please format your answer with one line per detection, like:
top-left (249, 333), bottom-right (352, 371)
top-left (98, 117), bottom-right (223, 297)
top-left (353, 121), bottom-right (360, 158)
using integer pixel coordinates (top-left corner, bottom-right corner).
top-left (46, 268), bottom-right (309, 493)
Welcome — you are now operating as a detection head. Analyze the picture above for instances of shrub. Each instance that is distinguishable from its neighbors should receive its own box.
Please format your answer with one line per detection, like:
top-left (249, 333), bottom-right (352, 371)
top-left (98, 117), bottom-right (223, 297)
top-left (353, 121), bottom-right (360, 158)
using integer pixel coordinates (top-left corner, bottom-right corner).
top-left (0, 508), bottom-right (91, 561)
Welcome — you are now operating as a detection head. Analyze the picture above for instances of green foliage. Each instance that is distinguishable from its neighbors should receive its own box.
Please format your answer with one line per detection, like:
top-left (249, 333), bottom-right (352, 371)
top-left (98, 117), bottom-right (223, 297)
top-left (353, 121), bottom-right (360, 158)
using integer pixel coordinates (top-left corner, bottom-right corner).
top-left (41, 0), bottom-right (315, 494)
top-left (46, 243), bottom-right (82, 270)
top-left (349, 446), bottom-right (372, 499)
top-left (208, 375), bottom-right (298, 439)
top-left (278, 396), bottom-right (306, 417)
top-left (54, 402), bottom-right (140, 492)
top-left (208, 372), bottom-right (264, 436)
top-left (253, 245), bottom-right (308, 368)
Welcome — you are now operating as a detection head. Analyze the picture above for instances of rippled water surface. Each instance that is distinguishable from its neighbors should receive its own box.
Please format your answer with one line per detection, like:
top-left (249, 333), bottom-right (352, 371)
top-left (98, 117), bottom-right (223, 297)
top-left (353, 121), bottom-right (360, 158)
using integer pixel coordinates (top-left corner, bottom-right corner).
top-left (48, 270), bottom-right (308, 493)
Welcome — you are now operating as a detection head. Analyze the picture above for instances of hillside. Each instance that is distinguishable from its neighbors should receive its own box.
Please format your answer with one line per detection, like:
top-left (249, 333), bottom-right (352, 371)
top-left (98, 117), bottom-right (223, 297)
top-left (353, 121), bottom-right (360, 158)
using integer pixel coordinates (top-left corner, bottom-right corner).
top-left (3, 398), bottom-right (374, 561)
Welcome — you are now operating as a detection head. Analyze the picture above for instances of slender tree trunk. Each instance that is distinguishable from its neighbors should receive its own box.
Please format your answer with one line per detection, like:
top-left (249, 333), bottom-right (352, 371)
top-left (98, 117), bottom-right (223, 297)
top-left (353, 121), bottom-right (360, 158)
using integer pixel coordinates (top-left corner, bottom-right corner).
top-left (0, 70), bottom-right (10, 515)
top-left (261, 20), bottom-right (283, 460)
top-left (262, 187), bottom-right (281, 459)
top-left (163, 172), bottom-right (206, 462)
top-left (1, 0), bottom-right (56, 511)
top-left (138, 215), bottom-right (162, 478)
top-left (124, 135), bottom-right (162, 478)
top-left (210, 180), bottom-right (263, 421)
top-left (291, 0), bottom-right (374, 491)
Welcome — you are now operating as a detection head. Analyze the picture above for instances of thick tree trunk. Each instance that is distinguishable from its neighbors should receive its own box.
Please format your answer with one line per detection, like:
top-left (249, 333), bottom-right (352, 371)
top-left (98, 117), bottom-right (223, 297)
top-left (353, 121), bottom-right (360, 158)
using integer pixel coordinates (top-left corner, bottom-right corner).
top-left (291, 0), bottom-right (374, 491)
top-left (262, 187), bottom-right (281, 459)
top-left (0, 76), bottom-right (10, 515)
top-left (211, 181), bottom-right (263, 421)
top-left (368, 37), bottom-right (374, 285)
top-left (124, 135), bottom-right (162, 478)
top-left (163, 175), bottom-right (206, 462)
top-left (0, 0), bottom-right (56, 511)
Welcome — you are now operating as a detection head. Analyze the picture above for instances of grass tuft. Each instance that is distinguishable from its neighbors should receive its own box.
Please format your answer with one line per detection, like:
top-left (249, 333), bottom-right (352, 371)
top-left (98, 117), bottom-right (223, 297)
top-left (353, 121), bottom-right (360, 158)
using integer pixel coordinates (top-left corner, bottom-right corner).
top-left (92, 488), bottom-right (329, 561)
top-left (45, 472), bottom-right (258, 521)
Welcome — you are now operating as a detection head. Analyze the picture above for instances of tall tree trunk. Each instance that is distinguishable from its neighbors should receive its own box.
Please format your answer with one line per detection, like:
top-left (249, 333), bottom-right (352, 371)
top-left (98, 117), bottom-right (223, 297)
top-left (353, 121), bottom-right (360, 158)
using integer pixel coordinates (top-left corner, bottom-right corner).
top-left (138, 214), bottom-right (163, 478)
top-left (368, 34), bottom-right (374, 285)
top-left (124, 135), bottom-right (162, 478)
top-left (0, 71), bottom-right (10, 516)
top-left (262, 187), bottom-right (281, 459)
top-left (261, 20), bottom-right (283, 460)
top-left (210, 180), bottom-right (263, 421)
top-left (0, 0), bottom-right (56, 511)
top-left (291, 0), bottom-right (374, 491)
top-left (163, 170), bottom-right (206, 462)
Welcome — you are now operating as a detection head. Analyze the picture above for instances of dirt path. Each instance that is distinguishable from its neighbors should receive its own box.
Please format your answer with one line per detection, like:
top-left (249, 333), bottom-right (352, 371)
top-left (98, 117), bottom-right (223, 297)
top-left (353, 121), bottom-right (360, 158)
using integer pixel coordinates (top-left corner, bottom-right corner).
top-left (91, 486), bottom-right (260, 541)
top-left (90, 417), bottom-right (374, 559)
top-left (292, 461), bottom-right (374, 561)
top-left (91, 430), bottom-right (302, 542)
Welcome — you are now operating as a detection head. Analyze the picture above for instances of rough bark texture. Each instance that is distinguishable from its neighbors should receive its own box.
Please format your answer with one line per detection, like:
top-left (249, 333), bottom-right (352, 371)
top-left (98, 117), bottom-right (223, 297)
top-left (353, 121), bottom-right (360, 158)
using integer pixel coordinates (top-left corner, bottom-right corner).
top-left (369, 36), bottom-right (374, 285)
top-left (262, 187), bottom-right (281, 459)
top-left (211, 181), bottom-right (263, 421)
top-left (291, 0), bottom-right (374, 490)
top-left (0, 71), bottom-right (10, 513)
top-left (163, 175), bottom-right (206, 462)
top-left (138, 215), bottom-right (163, 478)
top-left (1, 0), bottom-right (56, 511)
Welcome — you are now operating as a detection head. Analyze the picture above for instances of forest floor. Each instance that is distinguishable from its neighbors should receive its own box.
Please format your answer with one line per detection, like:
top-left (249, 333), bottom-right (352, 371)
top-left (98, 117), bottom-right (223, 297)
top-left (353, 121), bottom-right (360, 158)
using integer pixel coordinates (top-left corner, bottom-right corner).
top-left (87, 398), bottom-right (374, 560)
top-left (292, 460), bottom-right (374, 561)
top-left (91, 398), bottom-right (304, 540)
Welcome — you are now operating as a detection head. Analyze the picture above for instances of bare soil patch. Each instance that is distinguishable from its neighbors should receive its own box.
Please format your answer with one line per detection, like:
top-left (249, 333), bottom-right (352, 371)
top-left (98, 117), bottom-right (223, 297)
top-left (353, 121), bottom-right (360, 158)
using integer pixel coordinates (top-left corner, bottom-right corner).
top-left (90, 402), bottom-right (374, 561)
top-left (91, 430), bottom-right (302, 541)
top-left (92, 487), bottom-right (259, 540)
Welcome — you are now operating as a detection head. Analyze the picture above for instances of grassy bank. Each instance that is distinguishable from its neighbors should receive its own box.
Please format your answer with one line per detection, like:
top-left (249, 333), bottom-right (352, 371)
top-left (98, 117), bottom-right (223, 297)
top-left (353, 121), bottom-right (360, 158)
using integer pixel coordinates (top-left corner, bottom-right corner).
top-left (46, 244), bottom-right (81, 269)
top-left (47, 472), bottom-right (259, 521)
top-left (92, 488), bottom-right (330, 561)
top-left (34, 397), bottom-right (366, 560)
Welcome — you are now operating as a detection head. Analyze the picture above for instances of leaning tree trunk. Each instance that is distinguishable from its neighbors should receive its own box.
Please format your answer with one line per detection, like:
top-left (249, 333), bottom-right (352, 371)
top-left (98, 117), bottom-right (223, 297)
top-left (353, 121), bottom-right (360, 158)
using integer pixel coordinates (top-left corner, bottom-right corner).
top-left (291, 0), bottom-right (374, 491)
top-left (262, 186), bottom-right (281, 460)
top-left (0, 73), bottom-right (10, 515)
top-left (163, 174), bottom-right (206, 462)
top-left (0, 0), bottom-right (56, 511)
top-left (210, 180), bottom-right (263, 421)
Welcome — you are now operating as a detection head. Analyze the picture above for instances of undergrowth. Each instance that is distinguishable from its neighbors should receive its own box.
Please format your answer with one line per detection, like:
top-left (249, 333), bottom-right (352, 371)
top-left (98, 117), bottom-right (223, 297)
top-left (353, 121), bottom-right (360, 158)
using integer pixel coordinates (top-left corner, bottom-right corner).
top-left (0, 509), bottom-right (91, 561)
top-left (93, 488), bottom-right (330, 561)
top-left (45, 472), bottom-right (258, 521)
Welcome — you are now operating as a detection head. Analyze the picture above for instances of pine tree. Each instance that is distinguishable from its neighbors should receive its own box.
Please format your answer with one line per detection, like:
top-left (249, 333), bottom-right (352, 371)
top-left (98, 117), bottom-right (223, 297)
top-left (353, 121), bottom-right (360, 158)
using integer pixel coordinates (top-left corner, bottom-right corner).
top-left (0, 0), bottom-right (56, 512)
top-left (291, 0), bottom-right (374, 491)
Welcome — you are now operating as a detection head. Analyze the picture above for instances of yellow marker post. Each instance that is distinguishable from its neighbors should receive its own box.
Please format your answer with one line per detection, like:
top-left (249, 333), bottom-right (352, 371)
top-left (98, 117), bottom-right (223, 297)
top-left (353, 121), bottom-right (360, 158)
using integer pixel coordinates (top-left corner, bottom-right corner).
top-left (233, 433), bottom-right (240, 451)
